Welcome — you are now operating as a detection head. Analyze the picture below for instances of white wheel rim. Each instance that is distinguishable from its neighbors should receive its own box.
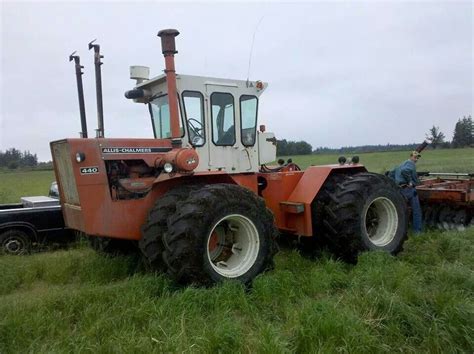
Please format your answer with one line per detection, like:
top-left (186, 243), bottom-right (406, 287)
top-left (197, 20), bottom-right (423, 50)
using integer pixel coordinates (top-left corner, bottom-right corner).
top-left (206, 214), bottom-right (260, 278)
top-left (363, 197), bottom-right (398, 247)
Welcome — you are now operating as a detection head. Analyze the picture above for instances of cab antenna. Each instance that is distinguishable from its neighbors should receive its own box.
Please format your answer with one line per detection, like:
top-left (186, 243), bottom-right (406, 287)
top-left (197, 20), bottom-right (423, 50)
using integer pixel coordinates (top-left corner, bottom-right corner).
top-left (246, 16), bottom-right (264, 86)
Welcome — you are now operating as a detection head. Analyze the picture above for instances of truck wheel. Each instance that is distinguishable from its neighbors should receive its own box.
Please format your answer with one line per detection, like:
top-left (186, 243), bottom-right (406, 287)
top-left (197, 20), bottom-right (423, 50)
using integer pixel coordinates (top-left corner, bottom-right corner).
top-left (0, 229), bottom-right (31, 255)
top-left (140, 185), bottom-right (201, 270)
top-left (162, 184), bottom-right (277, 286)
top-left (316, 172), bottom-right (408, 262)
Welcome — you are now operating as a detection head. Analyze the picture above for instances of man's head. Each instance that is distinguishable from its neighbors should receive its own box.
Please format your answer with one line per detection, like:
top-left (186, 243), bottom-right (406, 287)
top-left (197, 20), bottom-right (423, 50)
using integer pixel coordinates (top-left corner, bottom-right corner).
top-left (410, 151), bottom-right (421, 162)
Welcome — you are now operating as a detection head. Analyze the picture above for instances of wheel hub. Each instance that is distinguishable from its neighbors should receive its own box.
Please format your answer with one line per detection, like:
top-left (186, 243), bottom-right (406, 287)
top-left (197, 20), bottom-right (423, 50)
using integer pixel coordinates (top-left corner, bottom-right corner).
top-left (364, 197), bottom-right (398, 247)
top-left (4, 239), bottom-right (23, 255)
top-left (207, 214), bottom-right (259, 278)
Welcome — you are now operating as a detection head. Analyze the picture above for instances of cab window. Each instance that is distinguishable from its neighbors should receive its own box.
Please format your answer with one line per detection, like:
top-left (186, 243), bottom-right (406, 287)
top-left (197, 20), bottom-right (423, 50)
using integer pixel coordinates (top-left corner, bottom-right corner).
top-left (211, 93), bottom-right (235, 146)
top-left (149, 94), bottom-right (184, 139)
top-left (240, 95), bottom-right (258, 146)
top-left (182, 91), bottom-right (205, 146)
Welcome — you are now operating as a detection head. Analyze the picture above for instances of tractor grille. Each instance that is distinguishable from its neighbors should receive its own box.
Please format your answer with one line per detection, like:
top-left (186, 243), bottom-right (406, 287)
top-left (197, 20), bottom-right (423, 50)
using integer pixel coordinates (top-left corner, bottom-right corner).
top-left (51, 141), bottom-right (80, 205)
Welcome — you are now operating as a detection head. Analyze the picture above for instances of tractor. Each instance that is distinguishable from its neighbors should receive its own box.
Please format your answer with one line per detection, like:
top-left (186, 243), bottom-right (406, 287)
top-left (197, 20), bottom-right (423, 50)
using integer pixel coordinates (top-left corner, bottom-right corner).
top-left (51, 29), bottom-right (408, 285)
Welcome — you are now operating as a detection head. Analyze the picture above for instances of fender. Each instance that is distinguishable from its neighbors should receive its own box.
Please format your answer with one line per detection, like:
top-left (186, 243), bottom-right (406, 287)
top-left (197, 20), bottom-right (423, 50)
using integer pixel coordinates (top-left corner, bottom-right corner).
top-left (0, 222), bottom-right (38, 240)
top-left (261, 164), bottom-right (367, 236)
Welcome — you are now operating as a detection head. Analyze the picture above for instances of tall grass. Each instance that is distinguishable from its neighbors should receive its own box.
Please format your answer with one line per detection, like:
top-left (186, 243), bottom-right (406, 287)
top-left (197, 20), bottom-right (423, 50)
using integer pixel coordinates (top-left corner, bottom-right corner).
top-left (0, 229), bottom-right (473, 352)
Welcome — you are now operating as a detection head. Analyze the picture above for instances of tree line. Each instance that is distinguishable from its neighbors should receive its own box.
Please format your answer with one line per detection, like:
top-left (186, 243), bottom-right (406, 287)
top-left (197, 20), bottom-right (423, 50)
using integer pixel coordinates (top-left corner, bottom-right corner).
top-left (0, 148), bottom-right (38, 169)
top-left (451, 115), bottom-right (473, 148)
top-left (313, 115), bottom-right (473, 154)
top-left (423, 115), bottom-right (473, 149)
top-left (276, 139), bottom-right (313, 156)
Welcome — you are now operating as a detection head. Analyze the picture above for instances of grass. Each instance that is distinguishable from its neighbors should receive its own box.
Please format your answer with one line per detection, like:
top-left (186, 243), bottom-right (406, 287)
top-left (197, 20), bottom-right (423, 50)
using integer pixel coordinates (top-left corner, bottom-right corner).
top-left (0, 169), bottom-right (55, 204)
top-left (0, 148), bottom-right (473, 352)
top-left (0, 230), bottom-right (472, 352)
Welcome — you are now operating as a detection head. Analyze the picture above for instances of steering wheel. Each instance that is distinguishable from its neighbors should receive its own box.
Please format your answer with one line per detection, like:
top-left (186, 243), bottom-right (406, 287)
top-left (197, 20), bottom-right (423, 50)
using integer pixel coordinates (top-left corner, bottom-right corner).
top-left (187, 118), bottom-right (204, 139)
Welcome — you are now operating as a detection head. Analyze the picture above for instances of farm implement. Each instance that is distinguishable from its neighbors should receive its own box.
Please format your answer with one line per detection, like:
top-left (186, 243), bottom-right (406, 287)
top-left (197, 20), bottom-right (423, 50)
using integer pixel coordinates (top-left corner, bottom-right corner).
top-left (417, 173), bottom-right (473, 231)
top-left (50, 29), bottom-right (409, 286)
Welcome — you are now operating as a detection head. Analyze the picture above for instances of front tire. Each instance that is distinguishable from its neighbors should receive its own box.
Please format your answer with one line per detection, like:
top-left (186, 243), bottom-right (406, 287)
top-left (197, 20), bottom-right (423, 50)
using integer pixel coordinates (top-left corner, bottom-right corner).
top-left (163, 184), bottom-right (277, 286)
top-left (140, 185), bottom-right (201, 270)
top-left (315, 172), bottom-right (408, 262)
top-left (0, 229), bottom-right (31, 255)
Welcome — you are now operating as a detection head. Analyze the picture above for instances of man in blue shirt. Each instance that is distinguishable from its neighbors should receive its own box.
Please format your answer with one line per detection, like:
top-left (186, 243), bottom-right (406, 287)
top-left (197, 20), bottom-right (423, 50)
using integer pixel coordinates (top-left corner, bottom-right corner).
top-left (394, 151), bottom-right (422, 233)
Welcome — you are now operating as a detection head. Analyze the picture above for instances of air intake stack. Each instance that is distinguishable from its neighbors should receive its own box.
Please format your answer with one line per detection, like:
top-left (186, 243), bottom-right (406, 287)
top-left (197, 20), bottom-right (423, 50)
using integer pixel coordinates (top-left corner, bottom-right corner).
top-left (158, 29), bottom-right (181, 147)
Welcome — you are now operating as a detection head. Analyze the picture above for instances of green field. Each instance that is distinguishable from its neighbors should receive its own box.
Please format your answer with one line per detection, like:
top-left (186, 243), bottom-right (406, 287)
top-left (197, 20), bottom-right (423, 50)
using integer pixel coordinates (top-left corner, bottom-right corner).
top-left (0, 148), bottom-right (473, 352)
top-left (279, 147), bottom-right (474, 173)
top-left (0, 169), bottom-right (55, 204)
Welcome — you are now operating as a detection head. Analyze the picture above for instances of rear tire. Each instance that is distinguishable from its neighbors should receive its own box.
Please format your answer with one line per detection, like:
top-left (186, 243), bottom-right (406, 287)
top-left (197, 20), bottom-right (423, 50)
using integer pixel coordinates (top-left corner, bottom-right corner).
top-left (140, 185), bottom-right (201, 270)
top-left (315, 172), bottom-right (408, 262)
top-left (0, 229), bottom-right (31, 255)
top-left (163, 184), bottom-right (277, 286)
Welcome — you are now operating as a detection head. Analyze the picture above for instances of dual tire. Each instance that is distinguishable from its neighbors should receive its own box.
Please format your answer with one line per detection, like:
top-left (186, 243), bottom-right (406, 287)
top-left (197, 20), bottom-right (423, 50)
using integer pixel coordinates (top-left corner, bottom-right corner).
top-left (140, 184), bottom-right (277, 286)
top-left (314, 172), bottom-right (408, 261)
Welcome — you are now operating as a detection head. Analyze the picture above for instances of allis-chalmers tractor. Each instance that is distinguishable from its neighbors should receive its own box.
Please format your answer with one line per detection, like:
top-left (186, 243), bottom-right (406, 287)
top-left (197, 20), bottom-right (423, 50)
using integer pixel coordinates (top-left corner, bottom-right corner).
top-left (51, 29), bottom-right (408, 285)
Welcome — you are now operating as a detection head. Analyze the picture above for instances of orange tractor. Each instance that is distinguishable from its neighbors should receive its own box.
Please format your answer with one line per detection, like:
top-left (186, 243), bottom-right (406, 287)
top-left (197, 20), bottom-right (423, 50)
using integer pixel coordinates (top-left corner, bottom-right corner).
top-left (51, 29), bottom-right (408, 285)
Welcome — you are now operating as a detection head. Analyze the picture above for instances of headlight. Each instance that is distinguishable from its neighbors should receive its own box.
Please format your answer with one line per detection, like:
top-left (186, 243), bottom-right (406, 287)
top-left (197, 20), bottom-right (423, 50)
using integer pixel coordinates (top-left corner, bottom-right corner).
top-left (163, 162), bottom-right (173, 173)
top-left (351, 156), bottom-right (360, 164)
top-left (75, 152), bottom-right (85, 163)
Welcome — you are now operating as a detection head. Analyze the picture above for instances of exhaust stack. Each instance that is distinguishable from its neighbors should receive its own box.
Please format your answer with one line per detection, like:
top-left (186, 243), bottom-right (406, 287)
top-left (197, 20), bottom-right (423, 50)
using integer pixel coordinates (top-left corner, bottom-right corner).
top-left (69, 52), bottom-right (88, 138)
top-left (88, 40), bottom-right (105, 138)
top-left (158, 29), bottom-right (181, 147)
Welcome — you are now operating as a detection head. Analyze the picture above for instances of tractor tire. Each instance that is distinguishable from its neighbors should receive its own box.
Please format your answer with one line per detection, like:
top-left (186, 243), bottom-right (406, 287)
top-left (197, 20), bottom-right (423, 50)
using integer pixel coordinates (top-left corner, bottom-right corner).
top-left (315, 172), bottom-right (408, 262)
top-left (88, 236), bottom-right (136, 256)
top-left (0, 229), bottom-right (32, 255)
top-left (162, 184), bottom-right (277, 286)
top-left (140, 184), bottom-right (201, 270)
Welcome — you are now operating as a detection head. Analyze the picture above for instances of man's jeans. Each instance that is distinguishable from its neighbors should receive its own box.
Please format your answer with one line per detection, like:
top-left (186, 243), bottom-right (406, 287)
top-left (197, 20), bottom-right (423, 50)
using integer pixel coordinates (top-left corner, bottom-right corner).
top-left (401, 187), bottom-right (422, 233)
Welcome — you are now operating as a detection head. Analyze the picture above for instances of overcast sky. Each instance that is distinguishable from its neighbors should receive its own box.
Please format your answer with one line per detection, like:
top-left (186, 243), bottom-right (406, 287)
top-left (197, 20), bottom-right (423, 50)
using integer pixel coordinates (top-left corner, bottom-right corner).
top-left (1, 1), bottom-right (472, 161)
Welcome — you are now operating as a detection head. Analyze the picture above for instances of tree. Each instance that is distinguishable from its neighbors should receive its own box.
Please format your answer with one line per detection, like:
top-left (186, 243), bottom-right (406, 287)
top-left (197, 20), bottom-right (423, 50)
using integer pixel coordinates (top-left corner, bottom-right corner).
top-left (425, 126), bottom-right (445, 149)
top-left (452, 115), bottom-right (473, 148)
top-left (276, 139), bottom-right (313, 156)
top-left (7, 161), bottom-right (18, 169)
top-left (0, 148), bottom-right (38, 168)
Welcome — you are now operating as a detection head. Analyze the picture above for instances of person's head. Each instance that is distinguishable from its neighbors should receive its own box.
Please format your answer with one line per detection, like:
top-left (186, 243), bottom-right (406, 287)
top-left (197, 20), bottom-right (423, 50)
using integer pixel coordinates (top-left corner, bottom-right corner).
top-left (410, 151), bottom-right (421, 162)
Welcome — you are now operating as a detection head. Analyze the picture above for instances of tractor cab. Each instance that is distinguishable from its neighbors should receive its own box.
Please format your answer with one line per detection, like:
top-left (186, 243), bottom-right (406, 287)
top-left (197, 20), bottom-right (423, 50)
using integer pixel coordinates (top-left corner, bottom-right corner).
top-left (125, 73), bottom-right (276, 173)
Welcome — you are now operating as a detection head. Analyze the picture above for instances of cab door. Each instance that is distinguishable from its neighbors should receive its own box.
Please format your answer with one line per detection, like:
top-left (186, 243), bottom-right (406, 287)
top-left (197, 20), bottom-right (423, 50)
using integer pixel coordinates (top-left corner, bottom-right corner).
top-left (205, 84), bottom-right (242, 172)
